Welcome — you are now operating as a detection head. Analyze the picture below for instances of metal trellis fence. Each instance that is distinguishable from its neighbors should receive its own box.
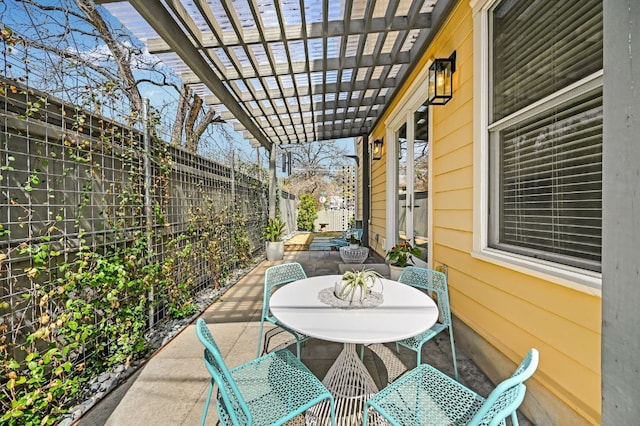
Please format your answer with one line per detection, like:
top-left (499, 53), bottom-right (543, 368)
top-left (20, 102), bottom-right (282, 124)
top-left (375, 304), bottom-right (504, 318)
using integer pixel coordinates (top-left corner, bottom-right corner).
top-left (0, 75), bottom-right (267, 414)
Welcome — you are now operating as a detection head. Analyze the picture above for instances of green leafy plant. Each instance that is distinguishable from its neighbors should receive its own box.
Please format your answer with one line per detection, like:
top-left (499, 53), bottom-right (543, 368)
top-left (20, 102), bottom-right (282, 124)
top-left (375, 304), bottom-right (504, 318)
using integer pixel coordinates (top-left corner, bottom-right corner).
top-left (0, 334), bottom-right (82, 425)
top-left (263, 217), bottom-right (285, 242)
top-left (161, 234), bottom-right (199, 319)
top-left (385, 239), bottom-right (422, 267)
top-left (233, 212), bottom-right (252, 266)
top-left (296, 194), bottom-right (317, 231)
top-left (206, 213), bottom-right (233, 284)
top-left (348, 233), bottom-right (360, 245)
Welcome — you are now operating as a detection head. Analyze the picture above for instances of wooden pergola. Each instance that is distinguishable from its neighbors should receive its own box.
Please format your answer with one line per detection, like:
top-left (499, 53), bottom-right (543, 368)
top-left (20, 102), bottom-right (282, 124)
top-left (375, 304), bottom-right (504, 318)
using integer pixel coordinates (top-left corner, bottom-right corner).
top-left (98, 0), bottom-right (455, 217)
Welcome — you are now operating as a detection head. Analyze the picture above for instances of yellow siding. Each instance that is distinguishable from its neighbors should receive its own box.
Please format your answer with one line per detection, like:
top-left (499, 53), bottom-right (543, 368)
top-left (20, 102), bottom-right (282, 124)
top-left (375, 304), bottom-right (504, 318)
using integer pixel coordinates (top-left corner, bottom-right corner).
top-left (356, 138), bottom-right (363, 222)
top-left (369, 144), bottom-right (387, 256)
top-left (368, 1), bottom-right (602, 424)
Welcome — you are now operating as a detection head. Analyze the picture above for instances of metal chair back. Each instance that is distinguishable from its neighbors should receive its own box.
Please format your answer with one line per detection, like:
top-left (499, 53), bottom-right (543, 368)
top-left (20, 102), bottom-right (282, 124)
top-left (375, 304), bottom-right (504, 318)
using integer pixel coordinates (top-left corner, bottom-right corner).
top-left (257, 262), bottom-right (307, 357)
top-left (396, 266), bottom-right (458, 380)
top-left (398, 266), bottom-right (451, 327)
top-left (262, 262), bottom-right (307, 322)
top-left (363, 348), bottom-right (539, 426)
top-left (469, 348), bottom-right (539, 426)
top-left (197, 318), bottom-right (336, 426)
top-left (196, 318), bottom-right (251, 425)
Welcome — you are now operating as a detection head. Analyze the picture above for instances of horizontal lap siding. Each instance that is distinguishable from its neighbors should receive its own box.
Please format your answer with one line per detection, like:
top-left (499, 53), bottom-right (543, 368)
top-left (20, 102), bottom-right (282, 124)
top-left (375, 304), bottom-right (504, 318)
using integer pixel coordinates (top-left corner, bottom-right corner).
top-left (369, 158), bottom-right (387, 255)
top-left (429, 4), bottom-right (601, 422)
top-left (370, 1), bottom-right (601, 423)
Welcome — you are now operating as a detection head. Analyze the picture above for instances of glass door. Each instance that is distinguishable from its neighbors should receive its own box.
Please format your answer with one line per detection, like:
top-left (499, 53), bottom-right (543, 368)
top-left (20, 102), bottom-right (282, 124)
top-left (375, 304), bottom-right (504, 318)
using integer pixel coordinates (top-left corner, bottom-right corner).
top-left (396, 123), bottom-right (408, 242)
top-left (395, 101), bottom-right (429, 263)
top-left (412, 101), bottom-right (429, 262)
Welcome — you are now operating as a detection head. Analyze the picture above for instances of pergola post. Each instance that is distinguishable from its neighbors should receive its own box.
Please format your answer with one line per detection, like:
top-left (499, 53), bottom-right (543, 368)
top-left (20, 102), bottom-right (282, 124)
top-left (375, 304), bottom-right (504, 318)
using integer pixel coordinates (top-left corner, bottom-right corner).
top-left (602, 0), bottom-right (640, 422)
top-left (362, 134), bottom-right (370, 247)
top-left (268, 144), bottom-right (277, 218)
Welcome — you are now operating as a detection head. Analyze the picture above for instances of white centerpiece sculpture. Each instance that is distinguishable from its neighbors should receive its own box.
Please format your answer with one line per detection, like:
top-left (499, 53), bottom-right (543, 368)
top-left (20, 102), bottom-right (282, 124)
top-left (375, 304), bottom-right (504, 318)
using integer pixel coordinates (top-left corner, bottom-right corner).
top-left (334, 269), bottom-right (383, 304)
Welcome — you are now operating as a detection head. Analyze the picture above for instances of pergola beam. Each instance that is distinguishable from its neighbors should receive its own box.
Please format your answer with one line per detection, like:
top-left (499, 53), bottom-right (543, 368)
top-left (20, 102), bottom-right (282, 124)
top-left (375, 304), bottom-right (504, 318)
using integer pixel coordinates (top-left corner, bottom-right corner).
top-left (146, 14), bottom-right (433, 53)
top-left (171, 52), bottom-right (411, 80)
top-left (121, 0), bottom-right (272, 150)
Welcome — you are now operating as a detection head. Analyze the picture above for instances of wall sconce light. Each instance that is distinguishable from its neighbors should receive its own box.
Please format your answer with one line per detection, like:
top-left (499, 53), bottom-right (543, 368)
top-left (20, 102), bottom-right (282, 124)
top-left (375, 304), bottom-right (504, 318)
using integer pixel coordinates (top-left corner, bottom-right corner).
top-left (427, 51), bottom-right (456, 105)
top-left (372, 138), bottom-right (384, 160)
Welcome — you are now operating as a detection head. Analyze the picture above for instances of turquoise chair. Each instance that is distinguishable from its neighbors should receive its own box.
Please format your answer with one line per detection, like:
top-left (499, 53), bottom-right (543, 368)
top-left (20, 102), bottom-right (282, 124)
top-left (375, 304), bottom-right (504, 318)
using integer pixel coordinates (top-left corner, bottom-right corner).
top-left (257, 262), bottom-right (309, 358)
top-left (330, 228), bottom-right (363, 247)
top-left (364, 348), bottom-right (539, 426)
top-left (196, 318), bottom-right (336, 426)
top-left (396, 266), bottom-right (459, 380)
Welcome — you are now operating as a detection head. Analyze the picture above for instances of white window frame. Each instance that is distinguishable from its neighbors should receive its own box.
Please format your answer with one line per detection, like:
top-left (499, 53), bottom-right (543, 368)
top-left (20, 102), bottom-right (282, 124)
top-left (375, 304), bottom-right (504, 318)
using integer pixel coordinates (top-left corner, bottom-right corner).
top-left (471, 0), bottom-right (602, 292)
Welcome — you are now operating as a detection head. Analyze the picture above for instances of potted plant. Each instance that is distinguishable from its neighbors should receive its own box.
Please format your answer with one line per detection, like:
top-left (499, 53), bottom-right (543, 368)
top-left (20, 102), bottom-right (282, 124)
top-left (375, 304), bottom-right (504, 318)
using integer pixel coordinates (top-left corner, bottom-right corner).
top-left (334, 269), bottom-right (382, 303)
top-left (347, 233), bottom-right (360, 248)
top-left (385, 239), bottom-right (422, 280)
top-left (264, 217), bottom-right (285, 261)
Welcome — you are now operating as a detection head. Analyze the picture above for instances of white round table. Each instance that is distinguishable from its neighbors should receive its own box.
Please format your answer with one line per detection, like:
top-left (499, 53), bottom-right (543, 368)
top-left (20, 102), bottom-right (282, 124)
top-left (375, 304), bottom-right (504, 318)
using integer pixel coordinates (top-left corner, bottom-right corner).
top-left (269, 275), bottom-right (438, 424)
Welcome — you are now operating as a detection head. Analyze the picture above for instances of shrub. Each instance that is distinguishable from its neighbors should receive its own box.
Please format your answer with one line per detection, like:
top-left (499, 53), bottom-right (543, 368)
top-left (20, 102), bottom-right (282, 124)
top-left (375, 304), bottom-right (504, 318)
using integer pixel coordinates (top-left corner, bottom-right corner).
top-left (297, 194), bottom-right (318, 231)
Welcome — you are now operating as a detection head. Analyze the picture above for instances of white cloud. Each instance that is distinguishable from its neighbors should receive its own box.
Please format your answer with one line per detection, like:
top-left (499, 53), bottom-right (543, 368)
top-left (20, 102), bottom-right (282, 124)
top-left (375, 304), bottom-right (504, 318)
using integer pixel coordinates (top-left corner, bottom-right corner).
top-left (68, 41), bottom-right (156, 70)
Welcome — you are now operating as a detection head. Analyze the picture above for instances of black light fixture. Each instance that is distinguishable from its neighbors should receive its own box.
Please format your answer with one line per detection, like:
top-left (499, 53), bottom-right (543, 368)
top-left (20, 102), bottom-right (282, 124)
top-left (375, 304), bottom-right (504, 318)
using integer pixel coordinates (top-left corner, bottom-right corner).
top-left (427, 51), bottom-right (456, 105)
top-left (372, 138), bottom-right (384, 160)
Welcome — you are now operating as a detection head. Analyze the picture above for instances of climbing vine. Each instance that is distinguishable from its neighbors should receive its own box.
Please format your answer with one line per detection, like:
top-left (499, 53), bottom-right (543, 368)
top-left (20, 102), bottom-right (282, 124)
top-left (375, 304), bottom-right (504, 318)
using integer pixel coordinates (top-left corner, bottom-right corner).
top-left (0, 67), bottom-right (265, 424)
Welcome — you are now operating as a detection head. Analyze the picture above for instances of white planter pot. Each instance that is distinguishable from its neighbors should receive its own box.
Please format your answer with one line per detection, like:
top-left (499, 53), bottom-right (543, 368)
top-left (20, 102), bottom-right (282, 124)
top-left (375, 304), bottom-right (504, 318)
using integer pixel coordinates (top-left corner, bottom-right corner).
top-left (349, 244), bottom-right (359, 249)
top-left (388, 264), bottom-right (404, 280)
top-left (265, 241), bottom-right (284, 261)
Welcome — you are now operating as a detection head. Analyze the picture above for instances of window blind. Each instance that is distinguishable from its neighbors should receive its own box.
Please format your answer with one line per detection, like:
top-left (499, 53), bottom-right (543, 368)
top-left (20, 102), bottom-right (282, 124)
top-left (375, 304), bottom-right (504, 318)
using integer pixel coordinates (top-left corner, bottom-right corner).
top-left (491, 0), bottom-right (603, 121)
top-left (489, 0), bottom-right (603, 272)
top-left (496, 88), bottom-right (602, 271)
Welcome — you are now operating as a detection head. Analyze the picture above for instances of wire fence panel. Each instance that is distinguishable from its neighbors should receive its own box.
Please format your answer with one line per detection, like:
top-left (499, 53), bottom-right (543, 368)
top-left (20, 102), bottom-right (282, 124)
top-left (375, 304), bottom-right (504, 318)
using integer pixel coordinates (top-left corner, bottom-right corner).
top-left (0, 76), bottom-right (267, 421)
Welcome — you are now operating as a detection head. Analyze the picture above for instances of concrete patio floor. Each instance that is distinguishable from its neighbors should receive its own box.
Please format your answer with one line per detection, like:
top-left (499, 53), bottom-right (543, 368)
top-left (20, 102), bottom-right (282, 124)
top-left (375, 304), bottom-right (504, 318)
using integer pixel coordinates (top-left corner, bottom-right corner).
top-left (78, 250), bottom-right (533, 425)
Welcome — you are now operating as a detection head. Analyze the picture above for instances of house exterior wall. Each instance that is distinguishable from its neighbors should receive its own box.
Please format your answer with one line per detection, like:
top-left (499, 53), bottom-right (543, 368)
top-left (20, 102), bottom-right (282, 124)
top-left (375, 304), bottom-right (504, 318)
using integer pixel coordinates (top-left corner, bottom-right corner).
top-left (369, 1), bottom-right (601, 424)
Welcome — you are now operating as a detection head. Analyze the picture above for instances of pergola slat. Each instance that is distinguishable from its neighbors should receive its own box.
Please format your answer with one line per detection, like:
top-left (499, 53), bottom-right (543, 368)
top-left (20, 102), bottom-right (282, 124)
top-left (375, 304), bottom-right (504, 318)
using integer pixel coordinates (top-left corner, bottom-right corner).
top-left (99, 0), bottom-right (454, 146)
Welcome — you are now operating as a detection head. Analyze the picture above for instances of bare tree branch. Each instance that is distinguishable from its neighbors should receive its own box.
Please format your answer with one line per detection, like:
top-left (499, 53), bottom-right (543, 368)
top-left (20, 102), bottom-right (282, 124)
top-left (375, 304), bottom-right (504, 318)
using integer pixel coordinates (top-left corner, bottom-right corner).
top-left (21, 38), bottom-right (119, 83)
top-left (184, 92), bottom-right (202, 152)
top-left (74, 0), bottom-right (143, 113)
top-left (6, 0), bottom-right (236, 156)
top-left (171, 84), bottom-right (189, 145)
top-left (191, 109), bottom-right (223, 143)
top-left (16, 0), bottom-right (87, 21)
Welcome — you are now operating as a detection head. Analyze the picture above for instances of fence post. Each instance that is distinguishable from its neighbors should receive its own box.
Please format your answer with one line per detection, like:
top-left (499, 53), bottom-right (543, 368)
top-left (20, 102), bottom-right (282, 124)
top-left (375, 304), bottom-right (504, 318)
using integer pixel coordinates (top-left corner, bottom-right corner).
top-left (143, 98), bottom-right (155, 327)
top-left (230, 149), bottom-right (236, 201)
top-left (230, 150), bottom-right (237, 266)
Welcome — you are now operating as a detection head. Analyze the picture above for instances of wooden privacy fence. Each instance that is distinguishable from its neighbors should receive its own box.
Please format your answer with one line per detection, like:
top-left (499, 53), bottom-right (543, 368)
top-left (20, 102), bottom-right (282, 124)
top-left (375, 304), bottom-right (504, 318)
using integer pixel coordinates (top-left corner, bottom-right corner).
top-left (315, 209), bottom-right (355, 232)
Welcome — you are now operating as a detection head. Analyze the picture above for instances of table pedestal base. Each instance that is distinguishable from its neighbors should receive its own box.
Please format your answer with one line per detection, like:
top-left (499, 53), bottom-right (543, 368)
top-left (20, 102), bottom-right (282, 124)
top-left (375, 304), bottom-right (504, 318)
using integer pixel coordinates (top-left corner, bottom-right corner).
top-left (308, 343), bottom-right (379, 425)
